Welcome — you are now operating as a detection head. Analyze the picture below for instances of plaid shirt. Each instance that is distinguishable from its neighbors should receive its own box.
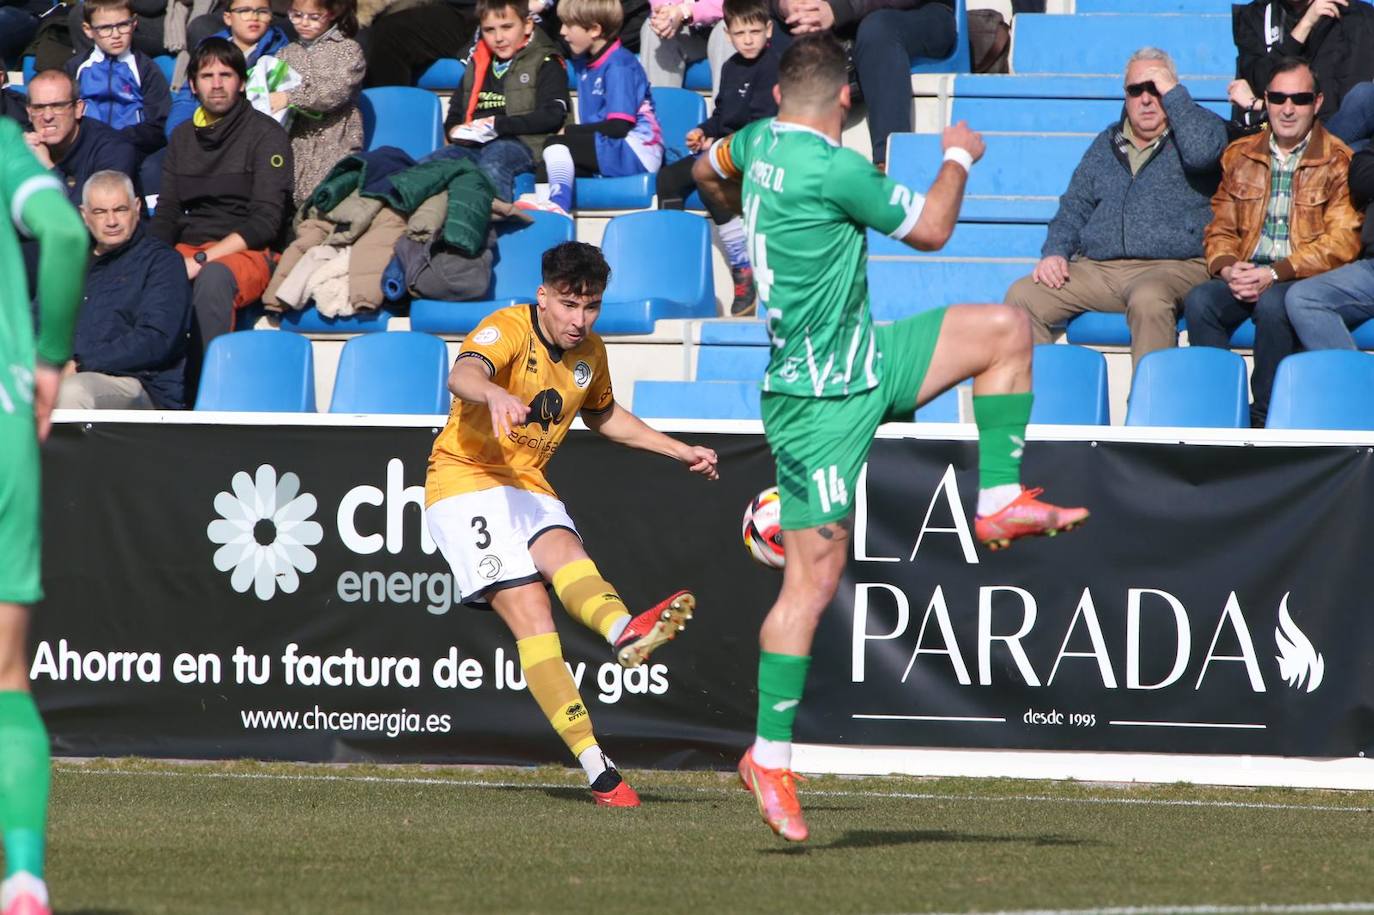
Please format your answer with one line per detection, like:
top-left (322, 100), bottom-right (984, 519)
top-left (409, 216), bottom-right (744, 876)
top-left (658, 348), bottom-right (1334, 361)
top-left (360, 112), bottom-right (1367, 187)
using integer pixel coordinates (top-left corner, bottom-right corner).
top-left (1251, 131), bottom-right (1311, 265)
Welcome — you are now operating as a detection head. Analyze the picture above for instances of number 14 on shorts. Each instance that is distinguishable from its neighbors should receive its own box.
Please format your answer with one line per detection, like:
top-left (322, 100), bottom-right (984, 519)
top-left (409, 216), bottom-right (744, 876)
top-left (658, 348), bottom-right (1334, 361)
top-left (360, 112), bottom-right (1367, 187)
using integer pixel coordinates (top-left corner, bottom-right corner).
top-left (812, 465), bottom-right (848, 514)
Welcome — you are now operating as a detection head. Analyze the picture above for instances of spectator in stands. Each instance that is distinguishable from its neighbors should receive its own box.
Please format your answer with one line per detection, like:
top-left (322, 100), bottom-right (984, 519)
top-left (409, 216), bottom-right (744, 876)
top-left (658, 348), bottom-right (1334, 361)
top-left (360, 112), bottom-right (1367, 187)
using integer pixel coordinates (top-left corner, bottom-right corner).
top-left (527, 0), bottom-right (662, 217)
top-left (1005, 49), bottom-right (1226, 369)
top-left (768, 0), bottom-right (953, 171)
top-left (640, 0), bottom-right (728, 90)
top-left (69, 0), bottom-right (172, 59)
top-left (0, 61), bottom-right (29, 125)
top-left (1185, 58), bottom-right (1362, 427)
top-left (533, 0), bottom-right (651, 53)
top-left (1283, 147), bottom-right (1374, 351)
top-left (60, 170), bottom-right (192, 409)
top-left (0, 0), bottom-right (45, 64)
top-left (656, 0), bottom-right (777, 316)
top-left (66, 0), bottom-right (172, 161)
top-left (432, 0), bottom-right (568, 202)
top-left (1231, 0), bottom-right (1374, 147)
top-left (362, 0), bottom-right (477, 87)
top-left (270, 0), bottom-right (365, 205)
top-left (23, 70), bottom-right (140, 205)
top-left (151, 39), bottom-right (293, 356)
top-left (166, 0), bottom-right (290, 135)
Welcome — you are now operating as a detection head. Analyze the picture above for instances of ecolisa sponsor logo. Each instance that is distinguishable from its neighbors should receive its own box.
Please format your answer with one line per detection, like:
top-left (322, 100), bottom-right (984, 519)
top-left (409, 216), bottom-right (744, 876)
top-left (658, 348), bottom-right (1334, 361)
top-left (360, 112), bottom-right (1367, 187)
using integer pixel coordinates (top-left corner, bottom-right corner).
top-left (849, 464), bottom-right (1327, 696)
top-left (208, 465), bottom-right (324, 600)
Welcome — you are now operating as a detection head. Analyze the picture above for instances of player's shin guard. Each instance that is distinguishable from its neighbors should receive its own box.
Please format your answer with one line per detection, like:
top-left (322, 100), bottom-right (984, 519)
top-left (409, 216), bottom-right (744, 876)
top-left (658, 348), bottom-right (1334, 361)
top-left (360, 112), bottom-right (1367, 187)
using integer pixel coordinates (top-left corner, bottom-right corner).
top-left (552, 559), bottom-right (630, 643)
top-left (517, 632), bottom-right (597, 759)
top-left (0, 692), bottom-right (49, 879)
top-left (972, 392), bottom-right (1034, 489)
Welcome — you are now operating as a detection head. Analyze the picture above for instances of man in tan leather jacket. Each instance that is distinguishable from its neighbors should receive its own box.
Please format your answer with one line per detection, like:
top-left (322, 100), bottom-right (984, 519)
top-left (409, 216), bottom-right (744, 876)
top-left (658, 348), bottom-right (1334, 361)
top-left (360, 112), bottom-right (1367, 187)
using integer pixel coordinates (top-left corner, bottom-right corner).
top-left (1184, 56), bottom-right (1363, 426)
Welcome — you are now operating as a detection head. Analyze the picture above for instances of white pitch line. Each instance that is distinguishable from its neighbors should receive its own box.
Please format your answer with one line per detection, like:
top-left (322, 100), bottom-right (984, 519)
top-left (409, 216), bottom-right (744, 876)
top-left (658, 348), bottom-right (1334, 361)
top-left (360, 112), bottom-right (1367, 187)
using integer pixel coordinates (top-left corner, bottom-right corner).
top-left (59, 767), bottom-right (1374, 814)
top-left (901, 904), bottom-right (1374, 915)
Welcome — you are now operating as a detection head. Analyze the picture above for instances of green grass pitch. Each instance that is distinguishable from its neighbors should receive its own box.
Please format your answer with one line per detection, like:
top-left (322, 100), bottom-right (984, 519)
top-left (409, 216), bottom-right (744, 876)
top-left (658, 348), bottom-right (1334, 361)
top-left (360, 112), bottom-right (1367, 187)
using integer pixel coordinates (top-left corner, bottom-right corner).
top-left (42, 758), bottom-right (1374, 914)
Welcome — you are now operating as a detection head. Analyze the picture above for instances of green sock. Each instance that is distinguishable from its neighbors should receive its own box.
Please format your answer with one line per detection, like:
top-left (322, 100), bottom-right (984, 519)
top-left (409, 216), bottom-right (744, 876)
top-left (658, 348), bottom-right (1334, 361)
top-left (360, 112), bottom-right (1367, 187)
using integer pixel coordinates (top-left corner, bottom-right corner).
top-left (0, 692), bottom-right (49, 878)
top-left (756, 652), bottom-right (811, 742)
top-left (972, 392), bottom-right (1034, 490)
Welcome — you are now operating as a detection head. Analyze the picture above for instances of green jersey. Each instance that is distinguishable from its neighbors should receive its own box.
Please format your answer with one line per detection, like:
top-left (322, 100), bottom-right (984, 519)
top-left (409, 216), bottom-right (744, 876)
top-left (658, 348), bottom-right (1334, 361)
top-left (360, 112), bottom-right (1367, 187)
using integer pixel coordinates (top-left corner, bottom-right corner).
top-left (710, 117), bottom-right (925, 398)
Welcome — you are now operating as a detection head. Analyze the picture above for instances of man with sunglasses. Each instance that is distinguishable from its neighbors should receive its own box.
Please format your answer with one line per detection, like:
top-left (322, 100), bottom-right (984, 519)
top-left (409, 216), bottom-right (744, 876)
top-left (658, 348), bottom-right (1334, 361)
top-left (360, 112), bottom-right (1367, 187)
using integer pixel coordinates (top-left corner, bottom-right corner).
top-left (1007, 48), bottom-right (1227, 371)
top-left (1185, 57), bottom-right (1362, 427)
top-left (21, 70), bottom-right (139, 207)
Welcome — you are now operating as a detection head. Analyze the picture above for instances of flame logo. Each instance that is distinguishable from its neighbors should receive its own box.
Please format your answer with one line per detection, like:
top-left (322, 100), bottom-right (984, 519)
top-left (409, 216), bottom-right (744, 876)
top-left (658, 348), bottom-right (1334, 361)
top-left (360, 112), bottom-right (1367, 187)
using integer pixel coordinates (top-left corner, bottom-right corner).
top-left (1274, 593), bottom-right (1324, 693)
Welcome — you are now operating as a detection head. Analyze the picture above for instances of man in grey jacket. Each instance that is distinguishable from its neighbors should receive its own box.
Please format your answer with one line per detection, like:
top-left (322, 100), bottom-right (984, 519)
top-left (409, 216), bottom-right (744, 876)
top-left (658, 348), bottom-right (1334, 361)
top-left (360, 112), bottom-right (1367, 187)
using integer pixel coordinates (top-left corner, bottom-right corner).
top-left (1005, 48), bottom-right (1228, 368)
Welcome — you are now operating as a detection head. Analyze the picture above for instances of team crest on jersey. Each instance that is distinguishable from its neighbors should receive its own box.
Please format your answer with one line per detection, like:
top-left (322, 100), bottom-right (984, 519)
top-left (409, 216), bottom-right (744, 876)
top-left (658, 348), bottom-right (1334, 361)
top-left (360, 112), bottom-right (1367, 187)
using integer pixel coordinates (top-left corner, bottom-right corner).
top-left (472, 326), bottom-right (501, 345)
top-left (478, 555), bottom-right (502, 580)
top-left (573, 361), bottom-right (592, 389)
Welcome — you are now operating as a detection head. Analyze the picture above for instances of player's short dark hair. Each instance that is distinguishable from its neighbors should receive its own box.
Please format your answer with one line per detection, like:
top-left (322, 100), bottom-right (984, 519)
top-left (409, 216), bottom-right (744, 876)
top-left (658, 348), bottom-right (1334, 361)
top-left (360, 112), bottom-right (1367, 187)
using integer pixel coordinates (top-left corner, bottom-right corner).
top-left (777, 33), bottom-right (847, 109)
top-left (82, 0), bottom-right (134, 24)
top-left (542, 241), bottom-right (611, 297)
top-left (478, 0), bottom-right (530, 21)
top-left (723, 0), bottom-right (769, 27)
top-left (1266, 56), bottom-right (1317, 91)
top-left (190, 37), bottom-right (248, 85)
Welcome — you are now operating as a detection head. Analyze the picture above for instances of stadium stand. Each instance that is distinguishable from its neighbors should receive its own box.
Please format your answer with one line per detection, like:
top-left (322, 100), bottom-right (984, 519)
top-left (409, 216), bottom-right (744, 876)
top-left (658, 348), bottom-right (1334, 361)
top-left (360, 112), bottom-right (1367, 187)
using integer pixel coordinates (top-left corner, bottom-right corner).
top-left (597, 210), bottom-right (715, 334)
top-left (194, 331), bottom-right (316, 413)
top-left (329, 332), bottom-right (452, 415)
top-left (574, 87), bottom-right (707, 211)
top-left (1266, 351), bottom-right (1374, 431)
top-left (1030, 344), bottom-right (1110, 426)
top-left (1124, 348), bottom-right (1249, 429)
top-left (359, 87), bottom-right (444, 160)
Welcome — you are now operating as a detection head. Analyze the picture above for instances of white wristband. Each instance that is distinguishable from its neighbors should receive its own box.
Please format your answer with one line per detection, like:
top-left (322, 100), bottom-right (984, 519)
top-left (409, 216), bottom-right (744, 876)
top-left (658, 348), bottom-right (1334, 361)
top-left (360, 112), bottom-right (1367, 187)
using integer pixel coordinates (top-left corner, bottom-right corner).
top-left (943, 147), bottom-right (974, 173)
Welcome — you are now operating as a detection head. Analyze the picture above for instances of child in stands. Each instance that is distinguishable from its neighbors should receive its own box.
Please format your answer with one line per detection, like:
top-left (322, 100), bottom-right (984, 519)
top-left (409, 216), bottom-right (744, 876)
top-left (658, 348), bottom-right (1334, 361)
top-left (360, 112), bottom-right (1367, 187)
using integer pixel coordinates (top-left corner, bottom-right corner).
top-left (66, 0), bottom-right (171, 159)
top-left (655, 0), bottom-right (776, 315)
top-left (166, 0), bottom-right (290, 135)
top-left (522, 0), bottom-right (662, 216)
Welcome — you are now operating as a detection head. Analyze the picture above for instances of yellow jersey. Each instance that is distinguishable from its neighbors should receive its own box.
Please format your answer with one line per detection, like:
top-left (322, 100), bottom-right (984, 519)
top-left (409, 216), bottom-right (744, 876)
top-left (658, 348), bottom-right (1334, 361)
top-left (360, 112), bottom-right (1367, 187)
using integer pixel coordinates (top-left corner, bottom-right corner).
top-left (425, 304), bottom-right (614, 505)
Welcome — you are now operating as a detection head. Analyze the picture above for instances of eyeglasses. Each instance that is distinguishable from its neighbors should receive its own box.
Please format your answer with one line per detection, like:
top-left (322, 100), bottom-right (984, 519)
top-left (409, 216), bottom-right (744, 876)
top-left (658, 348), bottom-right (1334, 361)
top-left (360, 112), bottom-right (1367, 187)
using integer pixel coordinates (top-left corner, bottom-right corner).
top-left (1265, 90), bottom-right (1317, 106)
top-left (1125, 81), bottom-right (1159, 98)
top-left (90, 16), bottom-right (136, 36)
top-left (287, 9), bottom-right (329, 22)
top-left (25, 99), bottom-right (76, 114)
top-left (227, 6), bottom-right (272, 17)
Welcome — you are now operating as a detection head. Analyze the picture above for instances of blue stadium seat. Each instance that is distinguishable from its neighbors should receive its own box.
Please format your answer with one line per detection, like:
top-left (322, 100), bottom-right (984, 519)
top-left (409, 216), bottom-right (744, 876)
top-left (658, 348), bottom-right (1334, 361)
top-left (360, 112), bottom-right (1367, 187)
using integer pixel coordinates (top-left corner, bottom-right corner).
top-left (21, 56), bottom-right (35, 84)
top-left (1266, 351), bottom-right (1374, 430)
top-left (1124, 347), bottom-right (1248, 428)
top-left (575, 87), bottom-right (707, 210)
top-left (278, 305), bottom-right (397, 335)
top-left (1065, 312), bottom-right (1185, 347)
top-left (409, 211), bottom-right (575, 334)
top-left (867, 259), bottom-right (1029, 322)
top-left (1012, 14), bottom-right (1233, 77)
top-left (418, 58), bottom-right (465, 90)
top-left (1030, 344), bottom-right (1109, 425)
top-left (1076, 0), bottom-right (1239, 10)
top-left (153, 55), bottom-right (175, 82)
top-left (909, 0), bottom-right (971, 74)
top-left (598, 210), bottom-right (715, 333)
top-left (951, 95), bottom-right (1230, 134)
top-left (359, 87), bottom-right (443, 160)
top-left (329, 332), bottom-right (451, 414)
top-left (697, 344), bottom-right (770, 380)
top-left (195, 331), bottom-right (315, 412)
top-left (869, 220), bottom-right (1045, 258)
top-left (886, 133), bottom-right (1093, 223)
top-left (683, 57), bottom-right (712, 91)
top-left (700, 320), bottom-right (768, 344)
top-left (953, 74), bottom-right (1231, 104)
top-left (633, 380), bottom-right (760, 418)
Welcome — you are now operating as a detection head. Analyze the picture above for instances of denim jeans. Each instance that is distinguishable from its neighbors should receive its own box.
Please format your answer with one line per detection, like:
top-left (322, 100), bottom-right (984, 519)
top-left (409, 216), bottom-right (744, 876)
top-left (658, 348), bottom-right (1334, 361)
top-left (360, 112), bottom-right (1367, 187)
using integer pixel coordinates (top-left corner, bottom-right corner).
top-left (420, 138), bottom-right (535, 203)
top-left (1327, 81), bottom-right (1374, 152)
top-left (1183, 277), bottom-right (1297, 425)
top-left (1284, 259), bottom-right (1374, 350)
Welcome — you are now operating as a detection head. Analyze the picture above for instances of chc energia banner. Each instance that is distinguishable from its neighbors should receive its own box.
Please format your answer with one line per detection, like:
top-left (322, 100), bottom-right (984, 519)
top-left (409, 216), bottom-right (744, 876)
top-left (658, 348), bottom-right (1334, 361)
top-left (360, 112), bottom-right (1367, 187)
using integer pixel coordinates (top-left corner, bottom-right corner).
top-left (30, 420), bottom-right (1374, 767)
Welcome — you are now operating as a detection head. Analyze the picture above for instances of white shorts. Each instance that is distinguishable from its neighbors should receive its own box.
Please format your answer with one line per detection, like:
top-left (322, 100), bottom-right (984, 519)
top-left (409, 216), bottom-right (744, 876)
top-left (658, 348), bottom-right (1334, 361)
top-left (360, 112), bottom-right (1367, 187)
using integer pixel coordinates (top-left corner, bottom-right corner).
top-left (426, 487), bottom-right (579, 606)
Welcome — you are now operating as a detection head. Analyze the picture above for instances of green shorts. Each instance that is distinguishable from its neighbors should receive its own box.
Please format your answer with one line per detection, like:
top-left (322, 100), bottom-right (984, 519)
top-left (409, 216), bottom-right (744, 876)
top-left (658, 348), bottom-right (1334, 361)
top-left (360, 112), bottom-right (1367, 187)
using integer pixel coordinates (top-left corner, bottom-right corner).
top-left (0, 417), bottom-right (40, 604)
top-left (762, 308), bottom-right (946, 531)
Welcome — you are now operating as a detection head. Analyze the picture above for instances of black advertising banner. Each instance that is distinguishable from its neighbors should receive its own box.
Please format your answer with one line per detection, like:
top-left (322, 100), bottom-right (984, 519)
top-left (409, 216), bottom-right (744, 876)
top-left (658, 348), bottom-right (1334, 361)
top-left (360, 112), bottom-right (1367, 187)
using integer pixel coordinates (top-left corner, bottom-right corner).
top-left (31, 420), bottom-right (1374, 766)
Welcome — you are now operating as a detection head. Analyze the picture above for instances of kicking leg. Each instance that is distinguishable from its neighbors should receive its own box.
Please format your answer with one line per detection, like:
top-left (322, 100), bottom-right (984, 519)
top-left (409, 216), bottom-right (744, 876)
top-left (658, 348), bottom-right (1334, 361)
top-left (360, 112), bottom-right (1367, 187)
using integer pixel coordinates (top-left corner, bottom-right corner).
top-left (488, 583), bottom-right (639, 807)
top-left (916, 303), bottom-right (1088, 549)
top-left (0, 604), bottom-right (50, 915)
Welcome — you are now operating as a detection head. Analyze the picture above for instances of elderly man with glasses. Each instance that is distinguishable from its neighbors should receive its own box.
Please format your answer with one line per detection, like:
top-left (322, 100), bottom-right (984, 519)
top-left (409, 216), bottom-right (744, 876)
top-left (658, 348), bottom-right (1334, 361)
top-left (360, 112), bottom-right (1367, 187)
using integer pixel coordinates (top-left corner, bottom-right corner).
top-left (1005, 48), bottom-right (1228, 371)
top-left (21, 69), bottom-right (139, 206)
top-left (1185, 57), bottom-right (1363, 427)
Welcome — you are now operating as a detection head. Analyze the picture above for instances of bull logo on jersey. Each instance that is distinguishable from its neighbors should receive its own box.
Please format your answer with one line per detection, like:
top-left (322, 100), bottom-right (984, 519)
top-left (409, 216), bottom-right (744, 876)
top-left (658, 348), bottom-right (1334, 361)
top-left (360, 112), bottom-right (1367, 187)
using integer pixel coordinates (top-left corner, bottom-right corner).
top-left (523, 388), bottom-right (564, 431)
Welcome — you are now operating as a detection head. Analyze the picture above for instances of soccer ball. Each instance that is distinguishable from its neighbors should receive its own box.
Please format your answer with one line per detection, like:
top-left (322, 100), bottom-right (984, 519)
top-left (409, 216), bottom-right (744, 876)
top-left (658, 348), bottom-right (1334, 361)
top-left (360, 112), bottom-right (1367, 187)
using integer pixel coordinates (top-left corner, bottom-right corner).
top-left (742, 487), bottom-right (785, 569)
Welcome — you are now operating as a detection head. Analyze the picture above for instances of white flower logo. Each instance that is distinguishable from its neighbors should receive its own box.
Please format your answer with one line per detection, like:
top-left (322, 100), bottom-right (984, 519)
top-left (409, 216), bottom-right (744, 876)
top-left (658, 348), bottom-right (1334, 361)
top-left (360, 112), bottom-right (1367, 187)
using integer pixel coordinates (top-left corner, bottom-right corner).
top-left (207, 465), bottom-right (323, 600)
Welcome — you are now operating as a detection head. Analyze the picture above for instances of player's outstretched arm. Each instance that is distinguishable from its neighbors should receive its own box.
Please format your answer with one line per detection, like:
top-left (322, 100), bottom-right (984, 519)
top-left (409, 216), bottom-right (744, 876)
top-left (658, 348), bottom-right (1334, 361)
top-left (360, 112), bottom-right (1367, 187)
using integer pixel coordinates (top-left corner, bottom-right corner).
top-left (447, 355), bottom-right (530, 437)
top-left (582, 402), bottom-right (720, 480)
top-left (903, 121), bottom-right (985, 252)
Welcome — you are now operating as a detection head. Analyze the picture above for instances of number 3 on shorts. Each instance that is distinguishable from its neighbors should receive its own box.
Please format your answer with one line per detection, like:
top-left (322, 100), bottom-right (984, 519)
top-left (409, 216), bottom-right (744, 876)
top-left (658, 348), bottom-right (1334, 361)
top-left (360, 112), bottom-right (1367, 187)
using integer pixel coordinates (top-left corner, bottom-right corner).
top-left (811, 465), bottom-right (848, 515)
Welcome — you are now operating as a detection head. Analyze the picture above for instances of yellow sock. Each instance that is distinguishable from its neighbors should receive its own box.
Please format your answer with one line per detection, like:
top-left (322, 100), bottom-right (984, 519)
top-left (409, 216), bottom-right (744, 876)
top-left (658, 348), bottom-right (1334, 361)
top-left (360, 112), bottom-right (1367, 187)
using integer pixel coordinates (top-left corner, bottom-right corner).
top-left (517, 632), bottom-right (597, 758)
top-left (552, 559), bottom-right (630, 641)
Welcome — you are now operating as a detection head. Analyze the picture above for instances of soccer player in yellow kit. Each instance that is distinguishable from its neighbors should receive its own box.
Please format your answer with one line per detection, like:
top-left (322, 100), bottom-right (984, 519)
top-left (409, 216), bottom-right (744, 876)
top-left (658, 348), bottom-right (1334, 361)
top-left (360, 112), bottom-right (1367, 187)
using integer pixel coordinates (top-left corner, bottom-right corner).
top-left (425, 241), bottom-right (719, 806)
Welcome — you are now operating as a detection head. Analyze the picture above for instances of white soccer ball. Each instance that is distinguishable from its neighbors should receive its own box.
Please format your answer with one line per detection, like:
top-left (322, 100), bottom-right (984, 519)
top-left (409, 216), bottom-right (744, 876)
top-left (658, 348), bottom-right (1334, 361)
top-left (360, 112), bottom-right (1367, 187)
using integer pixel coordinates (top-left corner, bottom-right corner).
top-left (742, 486), bottom-right (785, 569)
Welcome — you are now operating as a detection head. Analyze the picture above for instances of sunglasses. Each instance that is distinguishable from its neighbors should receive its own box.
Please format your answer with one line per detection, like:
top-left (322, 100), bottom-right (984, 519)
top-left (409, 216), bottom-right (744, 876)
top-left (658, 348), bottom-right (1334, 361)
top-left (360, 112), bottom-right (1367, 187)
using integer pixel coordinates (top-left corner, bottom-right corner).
top-left (1125, 81), bottom-right (1159, 98)
top-left (1265, 90), bottom-right (1317, 106)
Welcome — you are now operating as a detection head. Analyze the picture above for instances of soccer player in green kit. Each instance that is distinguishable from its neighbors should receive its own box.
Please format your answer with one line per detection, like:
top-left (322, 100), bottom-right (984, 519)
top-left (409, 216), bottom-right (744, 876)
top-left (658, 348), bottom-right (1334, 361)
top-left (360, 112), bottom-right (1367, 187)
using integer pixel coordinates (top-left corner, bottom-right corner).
top-left (694, 34), bottom-right (1090, 842)
top-left (0, 117), bottom-right (89, 914)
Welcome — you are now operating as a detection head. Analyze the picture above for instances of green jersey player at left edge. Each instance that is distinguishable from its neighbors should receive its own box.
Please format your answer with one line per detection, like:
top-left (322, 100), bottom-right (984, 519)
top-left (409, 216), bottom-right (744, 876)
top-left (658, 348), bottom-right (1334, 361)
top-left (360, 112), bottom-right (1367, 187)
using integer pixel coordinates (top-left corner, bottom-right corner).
top-left (0, 116), bottom-right (89, 915)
